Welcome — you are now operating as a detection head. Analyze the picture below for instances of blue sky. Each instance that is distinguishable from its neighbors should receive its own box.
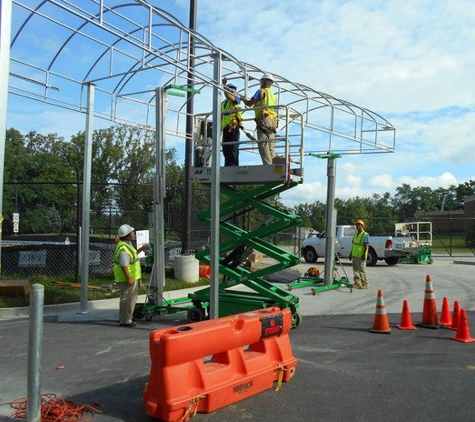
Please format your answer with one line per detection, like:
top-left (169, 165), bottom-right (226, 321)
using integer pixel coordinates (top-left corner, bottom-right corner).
top-left (6, 0), bottom-right (475, 207)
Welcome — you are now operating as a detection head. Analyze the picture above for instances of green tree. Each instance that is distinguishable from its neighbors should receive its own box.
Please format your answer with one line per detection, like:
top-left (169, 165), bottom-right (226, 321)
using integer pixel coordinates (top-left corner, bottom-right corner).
top-left (392, 184), bottom-right (441, 221)
top-left (455, 180), bottom-right (475, 209)
top-left (293, 201), bottom-right (326, 231)
top-left (4, 130), bottom-right (77, 234)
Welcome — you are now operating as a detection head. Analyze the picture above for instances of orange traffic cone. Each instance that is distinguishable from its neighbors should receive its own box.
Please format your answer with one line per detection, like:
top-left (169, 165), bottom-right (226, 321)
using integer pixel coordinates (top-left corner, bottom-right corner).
top-left (369, 290), bottom-right (391, 334)
top-left (449, 300), bottom-right (461, 331)
top-left (451, 309), bottom-right (475, 343)
top-left (397, 300), bottom-right (417, 330)
top-left (439, 297), bottom-right (452, 327)
top-left (418, 274), bottom-right (440, 329)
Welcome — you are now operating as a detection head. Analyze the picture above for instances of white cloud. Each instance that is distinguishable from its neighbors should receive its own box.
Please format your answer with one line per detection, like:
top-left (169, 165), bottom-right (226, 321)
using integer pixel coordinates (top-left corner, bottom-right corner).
top-left (399, 172), bottom-right (458, 189)
top-left (371, 174), bottom-right (394, 190)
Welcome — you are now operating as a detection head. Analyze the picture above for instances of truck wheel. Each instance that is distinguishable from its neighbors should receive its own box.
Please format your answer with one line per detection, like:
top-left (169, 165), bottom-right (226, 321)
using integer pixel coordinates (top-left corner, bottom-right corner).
top-left (366, 249), bottom-right (378, 266)
top-left (303, 247), bottom-right (318, 263)
top-left (384, 257), bottom-right (400, 266)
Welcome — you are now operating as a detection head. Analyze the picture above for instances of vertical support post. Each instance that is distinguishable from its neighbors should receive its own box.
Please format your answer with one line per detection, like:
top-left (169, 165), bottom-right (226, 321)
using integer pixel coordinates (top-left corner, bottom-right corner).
top-left (27, 284), bottom-right (44, 422)
top-left (79, 83), bottom-right (95, 313)
top-left (323, 155), bottom-right (337, 286)
top-left (151, 86), bottom-right (167, 304)
top-left (0, 0), bottom-right (13, 275)
top-left (182, 0), bottom-right (197, 254)
top-left (209, 53), bottom-right (222, 319)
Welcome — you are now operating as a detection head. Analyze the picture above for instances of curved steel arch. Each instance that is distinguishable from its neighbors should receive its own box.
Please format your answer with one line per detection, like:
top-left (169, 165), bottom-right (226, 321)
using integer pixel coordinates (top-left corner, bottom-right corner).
top-left (7, 0), bottom-right (395, 154)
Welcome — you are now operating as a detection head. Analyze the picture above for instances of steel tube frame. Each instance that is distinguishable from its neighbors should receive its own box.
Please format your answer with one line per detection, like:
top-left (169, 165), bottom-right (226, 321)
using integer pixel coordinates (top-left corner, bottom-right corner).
top-left (0, 0), bottom-right (13, 274)
top-left (79, 82), bottom-right (95, 313)
top-left (151, 86), bottom-right (167, 304)
top-left (208, 53), bottom-right (222, 319)
top-left (323, 155), bottom-right (337, 286)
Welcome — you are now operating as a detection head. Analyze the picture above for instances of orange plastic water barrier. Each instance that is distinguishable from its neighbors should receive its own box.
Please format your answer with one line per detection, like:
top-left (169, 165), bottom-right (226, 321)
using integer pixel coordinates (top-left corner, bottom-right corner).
top-left (198, 264), bottom-right (211, 278)
top-left (143, 307), bottom-right (297, 422)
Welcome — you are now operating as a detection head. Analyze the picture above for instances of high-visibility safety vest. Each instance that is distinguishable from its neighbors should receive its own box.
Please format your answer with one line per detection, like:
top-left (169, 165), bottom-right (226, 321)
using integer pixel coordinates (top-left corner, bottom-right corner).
top-left (351, 231), bottom-right (368, 258)
top-left (221, 99), bottom-right (242, 129)
top-left (255, 88), bottom-right (277, 119)
top-left (113, 241), bottom-right (141, 282)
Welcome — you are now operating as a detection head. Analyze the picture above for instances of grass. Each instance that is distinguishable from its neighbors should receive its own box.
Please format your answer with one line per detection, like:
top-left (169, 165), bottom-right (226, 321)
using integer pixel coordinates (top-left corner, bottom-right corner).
top-left (0, 273), bottom-right (211, 309)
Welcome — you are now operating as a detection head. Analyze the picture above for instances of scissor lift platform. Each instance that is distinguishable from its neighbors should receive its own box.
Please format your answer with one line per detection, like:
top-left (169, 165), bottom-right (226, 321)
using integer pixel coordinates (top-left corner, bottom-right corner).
top-left (190, 162), bottom-right (303, 185)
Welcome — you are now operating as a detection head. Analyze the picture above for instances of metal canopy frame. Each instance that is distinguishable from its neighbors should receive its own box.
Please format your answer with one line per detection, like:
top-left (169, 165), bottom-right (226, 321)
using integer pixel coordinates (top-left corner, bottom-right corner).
top-left (5, 0), bottom-right (395, 154)
top-left (1, 0), bottom-right (397, 311)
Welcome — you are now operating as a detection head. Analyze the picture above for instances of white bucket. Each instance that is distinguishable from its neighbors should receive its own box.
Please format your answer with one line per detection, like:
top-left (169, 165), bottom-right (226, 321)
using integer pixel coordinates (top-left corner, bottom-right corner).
top-left (174, 255), bottom-right (199, 283)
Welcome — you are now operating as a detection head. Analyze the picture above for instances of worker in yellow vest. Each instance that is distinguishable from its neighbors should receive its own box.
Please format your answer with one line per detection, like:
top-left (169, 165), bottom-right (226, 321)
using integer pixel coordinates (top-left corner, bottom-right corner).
top-left (240, 73), bottom-right (278, 165)
top-left (351, 220), bottom-right (370, 289)
top-left (114, 224), bottom-right (149, 327)
top-left (221, 82), bottom-right (243, 166)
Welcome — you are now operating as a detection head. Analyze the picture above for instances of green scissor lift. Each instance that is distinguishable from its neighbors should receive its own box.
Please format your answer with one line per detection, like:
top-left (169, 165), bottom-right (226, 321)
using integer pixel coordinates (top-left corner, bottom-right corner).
top-left (187, 181), bottom-right (303, 328)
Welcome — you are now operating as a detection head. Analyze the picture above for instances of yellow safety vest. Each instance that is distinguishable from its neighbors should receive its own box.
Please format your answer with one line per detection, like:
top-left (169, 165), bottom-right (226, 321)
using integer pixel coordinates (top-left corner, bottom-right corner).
top-left (221, 99), bottom-right (242, 129)
top-left (113, 241), bottom-right (141, 282)
top-left (351, 231), bottom-right (368, 258)
top-left (255, 88), bottom-right (277, 119)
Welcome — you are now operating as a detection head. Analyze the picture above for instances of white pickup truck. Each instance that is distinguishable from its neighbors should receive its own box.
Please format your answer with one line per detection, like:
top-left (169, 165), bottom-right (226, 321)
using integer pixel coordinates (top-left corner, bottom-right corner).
top-left (301, 225), bottom-right (417, 266)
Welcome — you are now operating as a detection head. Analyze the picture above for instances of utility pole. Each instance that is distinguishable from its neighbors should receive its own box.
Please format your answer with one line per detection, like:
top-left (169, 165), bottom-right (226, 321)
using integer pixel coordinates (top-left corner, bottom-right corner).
top-left (182, 0), bottom-right (197, 254)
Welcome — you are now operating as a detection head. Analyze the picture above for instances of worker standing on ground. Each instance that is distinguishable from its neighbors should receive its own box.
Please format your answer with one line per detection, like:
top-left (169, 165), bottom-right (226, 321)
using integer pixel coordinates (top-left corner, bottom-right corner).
top-left (114, 224), bottom-right (149, 327)
top-left (221, 80), bottom-right (243, 166)
top-left (351, 220), bottom-right (370, 289)
top-left (240, 73), bottom-right (278, 165)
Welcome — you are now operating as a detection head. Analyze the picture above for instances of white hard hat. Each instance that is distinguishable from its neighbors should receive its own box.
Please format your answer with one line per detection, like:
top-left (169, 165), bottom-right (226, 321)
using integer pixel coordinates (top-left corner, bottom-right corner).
top-left (261, 73), bottom-right (274, 82)
top-left (118, 224), bottom-right (134, 238)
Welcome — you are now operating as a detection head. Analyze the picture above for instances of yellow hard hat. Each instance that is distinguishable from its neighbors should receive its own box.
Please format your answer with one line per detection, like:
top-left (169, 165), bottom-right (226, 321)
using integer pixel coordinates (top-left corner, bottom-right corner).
top-left (355, 220), bottom-right (365, 227)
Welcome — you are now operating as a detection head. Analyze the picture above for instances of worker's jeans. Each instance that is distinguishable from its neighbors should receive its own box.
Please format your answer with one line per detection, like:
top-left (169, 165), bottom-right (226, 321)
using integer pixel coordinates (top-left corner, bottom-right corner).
top-left (352, 257), bottom-right (368, 286)
top-left (222, 126), bottom-right (240, 166)
top-left (118, 280), bottom-right (138, 324)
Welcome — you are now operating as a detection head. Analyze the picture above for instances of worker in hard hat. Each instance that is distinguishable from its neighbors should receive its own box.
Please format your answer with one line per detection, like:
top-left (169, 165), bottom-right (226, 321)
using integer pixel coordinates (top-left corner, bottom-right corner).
top-left (114, 224), bottom-right (150, 327)
top-left (240, 73), bottom-right (278, 165)
top-left (351, 220), bottom-right (370, 289)
top-left (221, 80), bottom-right (243, 166)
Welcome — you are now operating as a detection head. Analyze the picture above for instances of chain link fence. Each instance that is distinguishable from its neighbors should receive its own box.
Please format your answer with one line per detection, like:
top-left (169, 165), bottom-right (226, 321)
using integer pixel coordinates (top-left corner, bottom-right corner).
top-left (1, 184), bottom-right (212, 278)
top-left (2, 183), bottom-right (475, 279)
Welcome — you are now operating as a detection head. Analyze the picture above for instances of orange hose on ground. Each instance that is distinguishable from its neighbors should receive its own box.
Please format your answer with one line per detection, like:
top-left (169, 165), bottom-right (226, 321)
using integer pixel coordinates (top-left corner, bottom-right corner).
top-left (1, 393), bottom-right (103, 421)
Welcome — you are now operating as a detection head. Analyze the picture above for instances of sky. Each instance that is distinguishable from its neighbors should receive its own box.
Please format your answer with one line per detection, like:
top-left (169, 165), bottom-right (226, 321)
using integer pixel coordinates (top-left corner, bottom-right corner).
top-left (6, 0), bottom-right (475, 208)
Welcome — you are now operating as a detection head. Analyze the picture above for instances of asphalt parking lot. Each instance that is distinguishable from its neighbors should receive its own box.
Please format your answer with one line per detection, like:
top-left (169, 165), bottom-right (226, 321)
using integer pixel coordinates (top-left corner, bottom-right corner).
top-left (1, 256), bottom-right (475, 421)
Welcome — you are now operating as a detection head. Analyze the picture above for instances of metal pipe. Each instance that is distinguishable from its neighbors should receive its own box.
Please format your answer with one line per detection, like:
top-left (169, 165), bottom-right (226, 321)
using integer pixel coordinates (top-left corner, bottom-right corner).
top-left (152, 86), bottom-right (167, 305)
top-left (209, 53), bottom-right (222, 319)
top-left (324, 156), bottom-right (337, 285)
top-left (27, 284), bottom-right (44, 422)
top-left (79, 82), bottom-right (95, 313)
top-left (0, 0), bottom-right (13, 275)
